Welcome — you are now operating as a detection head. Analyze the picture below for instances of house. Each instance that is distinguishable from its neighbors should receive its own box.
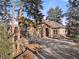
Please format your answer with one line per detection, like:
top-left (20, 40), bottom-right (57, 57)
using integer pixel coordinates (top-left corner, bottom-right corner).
top-left (28, 20), bottom-right (66, 38)
top-left (13, 20), bottom-right (67, 58)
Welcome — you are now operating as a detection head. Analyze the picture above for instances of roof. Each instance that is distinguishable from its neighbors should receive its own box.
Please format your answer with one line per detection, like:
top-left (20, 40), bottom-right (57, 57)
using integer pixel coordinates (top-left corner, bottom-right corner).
top-left (42, 20), bottom-right (65, 28)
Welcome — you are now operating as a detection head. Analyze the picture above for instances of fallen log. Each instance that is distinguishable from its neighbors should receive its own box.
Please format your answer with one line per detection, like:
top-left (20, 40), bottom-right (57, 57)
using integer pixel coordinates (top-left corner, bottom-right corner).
top-left (13, 44), bottom-right (44, 59)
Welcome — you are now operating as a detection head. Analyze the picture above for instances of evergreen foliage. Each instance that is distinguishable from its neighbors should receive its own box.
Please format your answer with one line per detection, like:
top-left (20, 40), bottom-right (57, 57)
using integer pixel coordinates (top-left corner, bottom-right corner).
top-left (0, 23), bottom-right (12, 59)
top-left (47, 6), bottom-right (63, 24)
top-left (66, 0), bottom-right (79, 41)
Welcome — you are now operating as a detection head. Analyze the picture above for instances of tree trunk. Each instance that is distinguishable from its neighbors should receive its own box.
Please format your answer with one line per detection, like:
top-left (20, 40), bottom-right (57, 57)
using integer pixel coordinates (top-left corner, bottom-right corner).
top-left (12, 0), bottom-right (15, 57)
top-left (17, 1), bottom-right (23, 53)
top-left (12, 0), bottom-right (14, 33)
top-left (0, 54), bottom-right (2, 59)
top-left (4, 0), bottom-right (7, 35)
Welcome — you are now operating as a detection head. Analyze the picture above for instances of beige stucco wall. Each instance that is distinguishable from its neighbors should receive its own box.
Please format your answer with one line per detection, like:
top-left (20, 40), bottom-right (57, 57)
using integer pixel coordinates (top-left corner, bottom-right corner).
top-left (52, 29), bottom-right (59, 38)
top-left (46, 28), bottom-right (66, 38)
top-left (41, 24), bottom-right (66, 38)
top-left (59, 28), bottom-right (66, 37)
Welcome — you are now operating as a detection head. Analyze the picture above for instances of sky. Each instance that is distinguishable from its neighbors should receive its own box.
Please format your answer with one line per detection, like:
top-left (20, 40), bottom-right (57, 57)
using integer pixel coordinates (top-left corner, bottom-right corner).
top-left (42, 0), bottom-right (68, 17)
top-left (42, 0), bottom-right (68, 25)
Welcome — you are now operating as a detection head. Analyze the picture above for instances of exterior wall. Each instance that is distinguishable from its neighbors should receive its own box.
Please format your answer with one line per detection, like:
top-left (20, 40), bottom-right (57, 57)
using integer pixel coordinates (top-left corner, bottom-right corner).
top-left (48, 28), bottom-right (66, 38)
top-left (59, 28), bottom-right (66, 37)
top-left (42, 24), bottom-right (50, 38)
top-left (41, 24), bottom-right (54, 38)
top-left (42, 26), bottom-right (46, 38)
top-left (52, 29), bottom-right (59, 38)
top-left (28, 24), bottom-right (66, 38)
top-left (41, 24), bottom-right (66, 38)
top-left (50, 28), bottom-right (53, 38)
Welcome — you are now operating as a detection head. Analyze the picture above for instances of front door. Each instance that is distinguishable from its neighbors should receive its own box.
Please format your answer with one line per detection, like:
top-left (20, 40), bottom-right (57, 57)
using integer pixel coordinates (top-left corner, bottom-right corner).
top-left (45, 28), bottom-right (49, 37)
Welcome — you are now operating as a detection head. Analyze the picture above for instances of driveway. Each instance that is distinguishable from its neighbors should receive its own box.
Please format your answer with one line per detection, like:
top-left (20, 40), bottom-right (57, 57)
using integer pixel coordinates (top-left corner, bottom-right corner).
top-left (32, 38), bottom-right (79, 59)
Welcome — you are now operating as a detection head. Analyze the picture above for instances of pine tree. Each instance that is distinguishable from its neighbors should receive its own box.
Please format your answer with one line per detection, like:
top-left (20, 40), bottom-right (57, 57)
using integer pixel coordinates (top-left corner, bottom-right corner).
top-left (25, 0), bottom-right (44, 25)
top-left (47, 6), bottom-right (63, 24)
top-left (0, 0), bottom-right (13, 59)
top-left (0, 22), bottom-right (12, 59)
top-left (66, 0), bottom-right (79, 42)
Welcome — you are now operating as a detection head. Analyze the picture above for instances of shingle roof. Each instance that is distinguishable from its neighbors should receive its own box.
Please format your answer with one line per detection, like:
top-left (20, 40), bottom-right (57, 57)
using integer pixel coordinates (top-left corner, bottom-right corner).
top-left (42, 20), bottom-right (65, 28)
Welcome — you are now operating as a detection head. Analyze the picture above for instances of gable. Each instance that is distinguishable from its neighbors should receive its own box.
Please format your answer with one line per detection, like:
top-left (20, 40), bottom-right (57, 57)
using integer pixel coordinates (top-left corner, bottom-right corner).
top-left (42, 20), bottom-right (65, 29)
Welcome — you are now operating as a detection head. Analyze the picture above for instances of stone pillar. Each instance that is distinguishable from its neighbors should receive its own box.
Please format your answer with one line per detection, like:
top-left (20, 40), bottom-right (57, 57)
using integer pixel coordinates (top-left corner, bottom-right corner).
top-left (42, 27), bottom-right (46, 38)
top-left (49, 28), bottom-right (51, 38)
top-left (50, 28), bottom-right (53, 38)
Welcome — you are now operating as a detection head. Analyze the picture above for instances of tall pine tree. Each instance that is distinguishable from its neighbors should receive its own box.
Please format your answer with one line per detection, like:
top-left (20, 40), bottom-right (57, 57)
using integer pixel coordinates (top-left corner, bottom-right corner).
top-left (66, 0), bottom-right (79, 42)
top-left (25, 0), bottom-right (44, 25)
top-left (47, 6), bottom-right (63, 24)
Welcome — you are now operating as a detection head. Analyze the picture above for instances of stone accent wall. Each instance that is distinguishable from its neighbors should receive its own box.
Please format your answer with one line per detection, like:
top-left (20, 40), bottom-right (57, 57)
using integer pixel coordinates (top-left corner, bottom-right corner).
top-left (50, 28), bottom-right (53, 38)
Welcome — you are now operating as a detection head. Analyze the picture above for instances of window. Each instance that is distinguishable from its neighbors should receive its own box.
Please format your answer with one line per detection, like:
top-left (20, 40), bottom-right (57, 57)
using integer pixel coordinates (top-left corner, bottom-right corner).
top-left (53, 29), bottom-right (58, 35)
